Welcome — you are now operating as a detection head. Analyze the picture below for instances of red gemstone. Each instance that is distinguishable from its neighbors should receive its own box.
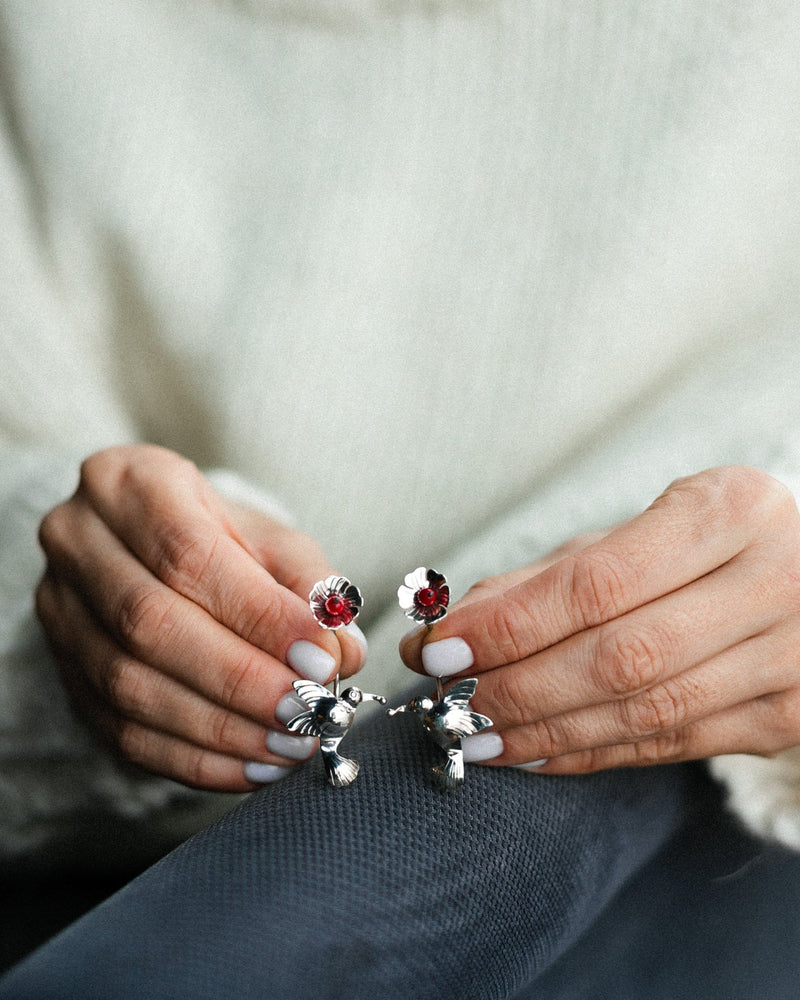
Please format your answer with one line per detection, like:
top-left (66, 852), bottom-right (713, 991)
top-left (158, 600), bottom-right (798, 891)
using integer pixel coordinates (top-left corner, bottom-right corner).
top-left (325, 595), bottom-right (346, 616)
top-left (417, 588), bottom-right (438, 607)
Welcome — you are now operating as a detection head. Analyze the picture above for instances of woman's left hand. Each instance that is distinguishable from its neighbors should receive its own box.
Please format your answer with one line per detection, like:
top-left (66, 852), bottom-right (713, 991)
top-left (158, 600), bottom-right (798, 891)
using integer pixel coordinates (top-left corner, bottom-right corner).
top-left (399, 467), bottom-right (800, 772)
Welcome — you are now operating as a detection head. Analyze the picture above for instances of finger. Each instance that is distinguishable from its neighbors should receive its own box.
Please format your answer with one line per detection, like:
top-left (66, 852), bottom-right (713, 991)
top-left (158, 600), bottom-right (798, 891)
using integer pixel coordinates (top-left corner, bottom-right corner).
top-left (448, 531), bottom-right (612, 615)
top-left (472, 547), bottom-right (792, 730)
top-left (402, 468), bottom-right (792, 677)
top-left (216, 498), bottom-right (368, 677)
top-left (37, 573), bottom-right (317, 766)
top-left (524, 687), bottom-right (800, 774)
top-left (96, 709), bottom-right (281, 791)
top-left (37, 628), bottom-right (272, 792)
top-left (73, 450), bottom-right (360, 675)
top-left (488, 620), bottom-right (798, 765)
top-left (41, 506), bottom-right (330, 724)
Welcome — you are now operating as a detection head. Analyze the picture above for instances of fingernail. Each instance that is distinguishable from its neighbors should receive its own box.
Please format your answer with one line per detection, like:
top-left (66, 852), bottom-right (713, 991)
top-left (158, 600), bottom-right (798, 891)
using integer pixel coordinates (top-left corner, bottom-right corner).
top-left (287, 640), bottom-right (336, 683)
top-left (244, 762), bottom-right (293, 784)
top-left (342, 621), bottom-right (368, 662)
top-left (266, 731), bottom-right (317, 761)
top-left (276, 692), bottom-right (308, 725)
top-left (421, 637), bottom-right (474, 677)
top-left (462, 731), bottom-right (503, 763)
top-left (515, 759), bottom-right (549, 770)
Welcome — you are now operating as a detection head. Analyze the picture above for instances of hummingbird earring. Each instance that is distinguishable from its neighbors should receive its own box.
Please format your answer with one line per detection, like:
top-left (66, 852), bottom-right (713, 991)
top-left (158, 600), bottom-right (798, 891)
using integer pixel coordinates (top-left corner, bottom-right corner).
top-left (285, 576), bottom-right (386, 788)
top-left (389, 568), bottom-right (493, 788)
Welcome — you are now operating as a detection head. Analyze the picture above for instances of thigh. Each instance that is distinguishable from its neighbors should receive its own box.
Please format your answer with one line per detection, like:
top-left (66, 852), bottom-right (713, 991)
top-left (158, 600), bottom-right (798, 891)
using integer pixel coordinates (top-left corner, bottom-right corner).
top-left (0, 709), bottom-right (691, 1000)
top-left (527, 772), bottom-right (800, 1000)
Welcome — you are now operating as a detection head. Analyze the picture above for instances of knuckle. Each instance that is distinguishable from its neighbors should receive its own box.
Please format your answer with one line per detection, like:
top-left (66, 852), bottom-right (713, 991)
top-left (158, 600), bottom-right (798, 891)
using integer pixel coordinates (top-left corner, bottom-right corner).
top-left (633, 728), bottom-right (688, 765)
top-left (593, 625), bottom-right (665, 697)
top-left (764, 691), bottom-right (800, 744)
top-left (208, 709), bottom-right (240, 754)
top-left (482, 603), bottom-right (531, 666)
top-left (657, 467), bottom-right (792, 533)
top-left (219, 654), bottom-right (259, 710)
top-left (564, 748), bottom-right (605, 774)
top-left (37, 504), bottom-right (71, 558)
top-left (724, 467), bottom-right (794, 530)
top-left (78, 446), bottom-right (140, 500)
top-left (622, 679), bottom-right (690, 738)
top-left (526, 715), bottom-right (567, 759)
top-left (116, 719), bottom-right (148, 765)
top-left (77, 451), bottom-right (114, 499)
top-left (565, 551), bottom-right (631, 628)
top-left (182, 746), bottom-right (218, 789)
top-left (106, 658), bottom-right (150, 718)
top-left (766, 566), bottom-right (800, 616)
top-left (235, 589), bottom-right (282, 645)
top-left (479, 671), bottom-right (528, 729)
top-left (465, 576), bottom-right (504, 600)
top-left (126, 449), bottom-right (205, 507)
top-left (116, 583), bottom-right (175, 653)
top-left (101, 654), bottom-right (135, 707)
top-left (153, 525), bottom-right (218, 592)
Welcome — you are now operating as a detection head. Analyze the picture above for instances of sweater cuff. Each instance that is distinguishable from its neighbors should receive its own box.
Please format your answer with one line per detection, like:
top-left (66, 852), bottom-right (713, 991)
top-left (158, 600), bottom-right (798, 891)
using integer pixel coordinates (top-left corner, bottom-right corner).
top-left (708, 751), bottom-right (800, 850)
top-left (706, 467), bottom-right (800, 850)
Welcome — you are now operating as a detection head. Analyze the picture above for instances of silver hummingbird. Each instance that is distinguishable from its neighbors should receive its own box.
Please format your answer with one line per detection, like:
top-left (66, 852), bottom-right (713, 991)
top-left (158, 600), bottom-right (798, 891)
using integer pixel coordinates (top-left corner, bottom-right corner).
top-left (387, 678), bottom-right (493, 789)
top-left (286, 680), bottom-right (387, 788)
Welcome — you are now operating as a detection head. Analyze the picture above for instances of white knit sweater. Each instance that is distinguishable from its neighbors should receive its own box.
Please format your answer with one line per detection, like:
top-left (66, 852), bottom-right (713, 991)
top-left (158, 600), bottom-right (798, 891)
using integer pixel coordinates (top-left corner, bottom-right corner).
top-left (1, 0), bottom-right (800, 862)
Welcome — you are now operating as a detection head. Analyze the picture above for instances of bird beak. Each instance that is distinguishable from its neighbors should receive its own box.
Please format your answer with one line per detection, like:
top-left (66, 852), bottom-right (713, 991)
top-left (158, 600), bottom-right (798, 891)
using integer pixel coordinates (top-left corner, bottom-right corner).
top-left (362, 693), bottom-right (387, 705)
top-left (386, 704), bottom-right (407, 716)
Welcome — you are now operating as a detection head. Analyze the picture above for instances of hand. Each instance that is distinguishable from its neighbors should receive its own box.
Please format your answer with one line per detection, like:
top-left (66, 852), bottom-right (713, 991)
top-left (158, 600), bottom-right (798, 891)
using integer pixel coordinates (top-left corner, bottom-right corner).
top-left (36, 445), bottom-right (366, 790)
top-left (400, 467), bottom-right (800, 772)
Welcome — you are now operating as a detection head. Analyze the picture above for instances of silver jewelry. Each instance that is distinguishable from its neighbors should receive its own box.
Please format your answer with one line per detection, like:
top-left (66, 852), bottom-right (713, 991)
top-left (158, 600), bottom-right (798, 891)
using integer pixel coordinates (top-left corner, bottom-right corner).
top-left (397, 566), bottom-right (449, 624)
top-left (309, 575), bottom-right (363, 630)
top-left (292, 576), bottom-right (384, 787)
top-left (392, 568), bottom-right (493, 787)
top-left (286, 680), bottom-right (386, 788)
top-left (387, 679), bottom-right (493, 789)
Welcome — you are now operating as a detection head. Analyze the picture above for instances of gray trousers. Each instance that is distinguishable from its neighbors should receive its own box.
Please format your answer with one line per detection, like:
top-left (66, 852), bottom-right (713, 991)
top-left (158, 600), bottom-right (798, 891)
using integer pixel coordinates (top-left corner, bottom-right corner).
top-left (2, 709), bottom-right (799, 999)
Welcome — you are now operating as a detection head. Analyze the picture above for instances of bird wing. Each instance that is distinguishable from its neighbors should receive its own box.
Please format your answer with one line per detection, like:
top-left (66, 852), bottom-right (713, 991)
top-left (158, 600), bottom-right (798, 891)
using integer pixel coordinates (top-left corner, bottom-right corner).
top-left (467, 711), bottom-right (494, 735)
top-left (442, 678), bottom-right (478, 708)
top-left (445, 709), bottom-right (494, 738)
top-left (285, 709), bottom-right (321, 737)
top-left (285, 680), bottom-right (333, 737)
top-left (292, 679), bottom-right (332, 711)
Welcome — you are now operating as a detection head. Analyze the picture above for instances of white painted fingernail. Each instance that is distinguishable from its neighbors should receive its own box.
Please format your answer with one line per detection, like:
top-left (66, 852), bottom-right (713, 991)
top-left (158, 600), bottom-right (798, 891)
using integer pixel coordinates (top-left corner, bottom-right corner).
top-left (267, 731), bottom-right (317, 761)
top-left (287, 640), bottom-right (336, 683)
top-left (275, 692), bottom-right (308, 725)
top-left (343, 622), bottom-right (368, 662)
top-left (244, 762), bottom-right (293, 783)
top-left (515, 759), bottom-right (549, 770)
top-left (462, 731), bottom-right (503, 762)
top-left (421, 637), bottom-right (474, 677)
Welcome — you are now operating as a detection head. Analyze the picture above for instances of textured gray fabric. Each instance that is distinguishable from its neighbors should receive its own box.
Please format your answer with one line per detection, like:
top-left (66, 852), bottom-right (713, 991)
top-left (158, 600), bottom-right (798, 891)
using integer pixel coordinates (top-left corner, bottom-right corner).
top-left (530, 788), bottom-right (800, 1000)
top-left (8, 712), bottom-right (800, 999)
top-left (0, 709), bottom-right (690, 999)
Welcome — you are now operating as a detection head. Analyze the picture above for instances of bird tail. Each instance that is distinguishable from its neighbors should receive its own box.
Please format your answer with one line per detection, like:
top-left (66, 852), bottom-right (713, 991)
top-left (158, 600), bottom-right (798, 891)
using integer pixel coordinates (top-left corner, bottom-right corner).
top-left (322, 750), bottom-right (360, 788)
top-left (433, 747), bottom-right (464, 789)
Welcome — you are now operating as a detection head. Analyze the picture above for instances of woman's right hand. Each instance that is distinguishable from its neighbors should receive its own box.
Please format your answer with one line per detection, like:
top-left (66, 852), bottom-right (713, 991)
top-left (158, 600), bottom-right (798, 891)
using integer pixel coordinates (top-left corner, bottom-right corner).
top-left (35, 445), bottom-right (366, 791)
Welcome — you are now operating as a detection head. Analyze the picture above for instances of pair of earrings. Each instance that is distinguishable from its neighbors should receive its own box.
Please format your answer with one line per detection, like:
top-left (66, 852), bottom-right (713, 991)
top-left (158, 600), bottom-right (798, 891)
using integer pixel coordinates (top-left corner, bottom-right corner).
top-left (284, 569), bottom-right (493, 790)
